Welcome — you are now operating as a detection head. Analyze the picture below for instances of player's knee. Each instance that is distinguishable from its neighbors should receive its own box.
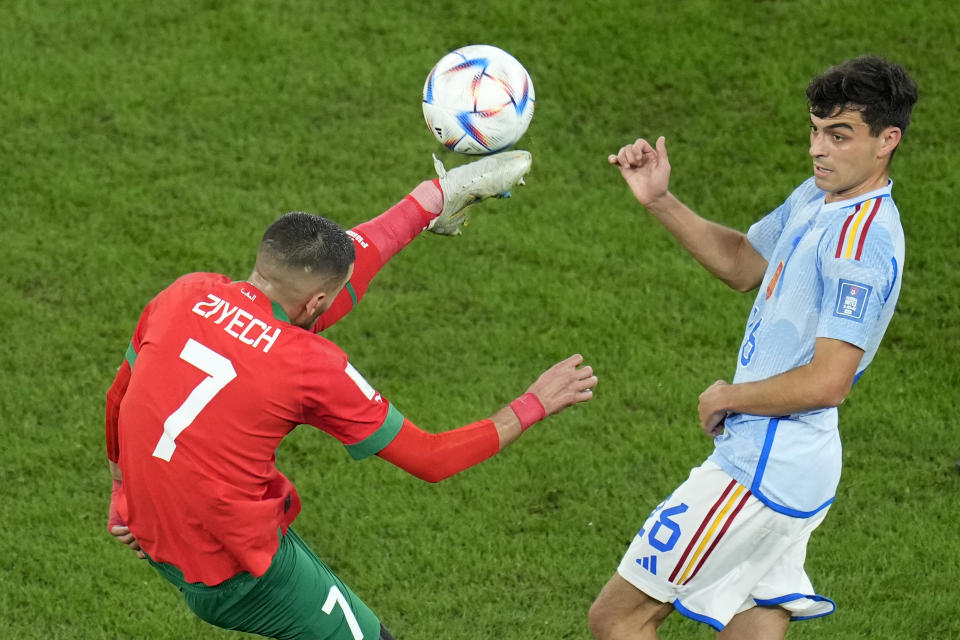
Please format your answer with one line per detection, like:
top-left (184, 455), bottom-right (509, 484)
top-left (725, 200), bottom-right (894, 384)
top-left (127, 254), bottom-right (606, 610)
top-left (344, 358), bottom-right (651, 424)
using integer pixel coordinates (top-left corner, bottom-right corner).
top-left (589, 588), bottom-right (670, 639)
top-left (587, 596), bottom-right (614, 639)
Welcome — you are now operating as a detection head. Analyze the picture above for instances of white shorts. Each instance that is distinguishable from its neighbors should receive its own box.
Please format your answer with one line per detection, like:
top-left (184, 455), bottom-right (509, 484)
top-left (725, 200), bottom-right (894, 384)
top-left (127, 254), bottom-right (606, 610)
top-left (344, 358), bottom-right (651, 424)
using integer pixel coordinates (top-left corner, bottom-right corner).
top-left (617, 460), bottom-right (835, 631)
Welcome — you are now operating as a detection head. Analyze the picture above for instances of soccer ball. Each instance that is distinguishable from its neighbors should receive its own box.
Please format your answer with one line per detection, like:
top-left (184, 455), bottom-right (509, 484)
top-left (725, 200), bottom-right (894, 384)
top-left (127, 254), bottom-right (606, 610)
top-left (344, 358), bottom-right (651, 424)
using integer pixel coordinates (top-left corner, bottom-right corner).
top-left (422, 44), bottom-right (535, 155)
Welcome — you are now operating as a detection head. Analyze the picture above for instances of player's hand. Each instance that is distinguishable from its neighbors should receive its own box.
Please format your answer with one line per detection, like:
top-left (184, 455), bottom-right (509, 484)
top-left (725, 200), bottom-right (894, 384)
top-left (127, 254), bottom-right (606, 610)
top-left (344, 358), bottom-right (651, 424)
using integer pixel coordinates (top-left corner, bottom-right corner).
top-left (108, 481), bottom-right (145, 559)
top-left (608, 136), bottom-right (671, 208)
top-left (109, 525), bottom-right (146, 559)
top-left (698, 379), bottom-right (729, 437)
top-left (526, 354), bottom-right (597, 417)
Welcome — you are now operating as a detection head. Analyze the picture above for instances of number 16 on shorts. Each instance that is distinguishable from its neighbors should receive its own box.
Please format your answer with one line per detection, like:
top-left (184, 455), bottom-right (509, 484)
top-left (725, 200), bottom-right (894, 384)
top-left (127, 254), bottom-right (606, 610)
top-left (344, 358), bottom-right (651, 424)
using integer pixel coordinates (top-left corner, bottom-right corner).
top-left (633, 500), bottom-right (689, 576)
top-left (619, 462), bottom-right (756, 590)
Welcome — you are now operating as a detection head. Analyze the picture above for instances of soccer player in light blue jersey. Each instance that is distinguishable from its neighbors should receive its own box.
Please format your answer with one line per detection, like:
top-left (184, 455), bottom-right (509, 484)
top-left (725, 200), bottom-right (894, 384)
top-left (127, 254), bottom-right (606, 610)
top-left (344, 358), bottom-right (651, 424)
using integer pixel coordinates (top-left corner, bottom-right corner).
top-left (589, 56), bottom-right (918, 639)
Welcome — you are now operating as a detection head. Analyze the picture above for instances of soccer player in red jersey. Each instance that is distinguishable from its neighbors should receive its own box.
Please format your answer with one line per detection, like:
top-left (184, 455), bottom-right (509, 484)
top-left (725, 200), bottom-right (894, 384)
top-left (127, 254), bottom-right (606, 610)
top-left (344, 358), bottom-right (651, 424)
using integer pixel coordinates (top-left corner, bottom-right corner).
top-left (105, 151), bottom-right (598, 640)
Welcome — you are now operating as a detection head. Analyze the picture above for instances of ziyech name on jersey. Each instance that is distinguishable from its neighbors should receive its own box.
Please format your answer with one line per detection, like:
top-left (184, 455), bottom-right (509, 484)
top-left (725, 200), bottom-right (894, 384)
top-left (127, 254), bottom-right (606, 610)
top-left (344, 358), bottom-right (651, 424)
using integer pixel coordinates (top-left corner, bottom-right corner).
top-left (191, 294), bottom-right (282, 353)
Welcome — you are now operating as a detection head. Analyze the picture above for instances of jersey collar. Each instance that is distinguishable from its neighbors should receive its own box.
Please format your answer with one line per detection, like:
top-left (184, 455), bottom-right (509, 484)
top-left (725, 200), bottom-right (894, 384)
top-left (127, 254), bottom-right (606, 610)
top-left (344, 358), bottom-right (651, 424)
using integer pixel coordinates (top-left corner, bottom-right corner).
top-left (820, 178), bottom-right (893, 212)
top-left (229, 281), bottom-right (291, 324)
top-left (271, 300), bottom-right (290, 323)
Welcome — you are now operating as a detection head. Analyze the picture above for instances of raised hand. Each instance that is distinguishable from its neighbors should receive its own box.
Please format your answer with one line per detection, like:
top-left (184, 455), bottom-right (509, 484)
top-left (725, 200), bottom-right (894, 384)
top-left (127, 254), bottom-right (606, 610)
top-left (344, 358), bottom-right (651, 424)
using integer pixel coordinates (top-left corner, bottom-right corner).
top-left (526, 354), bottom-right (597, 417)
top-left (608, 136), bottom-right (672, 208)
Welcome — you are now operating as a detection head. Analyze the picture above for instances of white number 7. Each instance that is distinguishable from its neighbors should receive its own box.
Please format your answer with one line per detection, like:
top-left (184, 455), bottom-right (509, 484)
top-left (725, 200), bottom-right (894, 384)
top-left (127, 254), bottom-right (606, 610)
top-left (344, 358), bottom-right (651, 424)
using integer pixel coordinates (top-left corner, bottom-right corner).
top-left (322, 585), bottom-right (364, 639)
top-left (153, 339), bottom-right (237, 462)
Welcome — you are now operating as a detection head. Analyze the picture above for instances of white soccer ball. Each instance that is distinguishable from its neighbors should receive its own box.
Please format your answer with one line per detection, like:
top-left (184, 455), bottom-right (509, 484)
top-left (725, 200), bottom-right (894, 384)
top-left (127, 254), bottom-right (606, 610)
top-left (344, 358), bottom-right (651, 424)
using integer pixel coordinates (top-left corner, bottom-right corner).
top-left (422, 44), bottom-right (535, 155)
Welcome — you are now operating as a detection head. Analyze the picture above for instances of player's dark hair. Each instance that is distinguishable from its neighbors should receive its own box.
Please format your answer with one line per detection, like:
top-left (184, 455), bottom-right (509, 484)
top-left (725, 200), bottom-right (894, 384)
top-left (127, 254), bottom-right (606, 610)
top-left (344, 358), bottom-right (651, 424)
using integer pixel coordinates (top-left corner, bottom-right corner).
top-left (259, 212), bottom-right (355, 283)
top-left (806, 55), bottom-right (918, 137)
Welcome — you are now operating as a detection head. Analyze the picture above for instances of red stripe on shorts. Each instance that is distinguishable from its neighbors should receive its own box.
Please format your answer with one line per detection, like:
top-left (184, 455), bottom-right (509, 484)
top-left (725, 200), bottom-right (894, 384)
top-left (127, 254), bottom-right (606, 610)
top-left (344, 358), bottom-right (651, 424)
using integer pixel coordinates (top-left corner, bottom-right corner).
top-left (668, 479), bottom-right (737, 583)
top-left (681, 489), bottom-right (752, 585)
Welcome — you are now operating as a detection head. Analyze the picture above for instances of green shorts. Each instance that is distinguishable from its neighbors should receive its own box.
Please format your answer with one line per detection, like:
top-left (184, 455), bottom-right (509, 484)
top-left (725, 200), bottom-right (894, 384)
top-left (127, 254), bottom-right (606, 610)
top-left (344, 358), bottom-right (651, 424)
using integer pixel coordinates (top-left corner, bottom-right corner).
top-left (148, 528), bottom-right (381, 640)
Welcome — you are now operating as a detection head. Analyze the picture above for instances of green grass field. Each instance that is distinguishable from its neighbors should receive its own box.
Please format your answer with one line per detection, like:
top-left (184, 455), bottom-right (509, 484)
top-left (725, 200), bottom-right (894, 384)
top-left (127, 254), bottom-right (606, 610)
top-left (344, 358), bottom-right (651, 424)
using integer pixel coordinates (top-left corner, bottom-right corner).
top-left (2, 1), bottom-right (958, 638)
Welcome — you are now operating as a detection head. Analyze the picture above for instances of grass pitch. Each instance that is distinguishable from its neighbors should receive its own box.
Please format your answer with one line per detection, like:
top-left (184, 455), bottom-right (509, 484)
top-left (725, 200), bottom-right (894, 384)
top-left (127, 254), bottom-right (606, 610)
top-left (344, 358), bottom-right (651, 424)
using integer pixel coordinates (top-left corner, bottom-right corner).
top-left (2, 1), bottom-right (958, 638)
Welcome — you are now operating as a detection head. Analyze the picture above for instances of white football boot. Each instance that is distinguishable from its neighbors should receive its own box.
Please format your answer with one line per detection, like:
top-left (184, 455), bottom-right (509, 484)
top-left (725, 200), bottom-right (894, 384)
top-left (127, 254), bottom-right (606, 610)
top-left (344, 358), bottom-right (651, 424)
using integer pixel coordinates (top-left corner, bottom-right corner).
top-left (429, 150), bottom-right (532, 235)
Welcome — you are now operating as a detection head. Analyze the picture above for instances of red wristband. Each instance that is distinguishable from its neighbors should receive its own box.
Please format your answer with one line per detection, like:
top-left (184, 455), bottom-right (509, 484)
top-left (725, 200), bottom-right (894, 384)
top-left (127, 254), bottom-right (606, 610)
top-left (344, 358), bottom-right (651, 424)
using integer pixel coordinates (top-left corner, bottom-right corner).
top-left (108, 478), bottom-right (127, 530)
top-left (509, 393), bottom-right (546, 432)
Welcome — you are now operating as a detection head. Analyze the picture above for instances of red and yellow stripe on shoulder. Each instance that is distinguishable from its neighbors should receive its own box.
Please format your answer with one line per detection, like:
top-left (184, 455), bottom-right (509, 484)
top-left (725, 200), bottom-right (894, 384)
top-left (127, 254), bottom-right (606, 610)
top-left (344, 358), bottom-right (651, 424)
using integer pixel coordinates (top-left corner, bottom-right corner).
top-left (835, 197), bottom-right (883, 260)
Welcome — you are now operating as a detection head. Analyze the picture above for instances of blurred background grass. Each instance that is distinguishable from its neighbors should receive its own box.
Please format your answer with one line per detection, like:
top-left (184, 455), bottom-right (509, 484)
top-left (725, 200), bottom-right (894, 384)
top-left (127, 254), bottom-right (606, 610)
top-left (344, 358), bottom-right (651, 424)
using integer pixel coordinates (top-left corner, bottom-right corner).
top-left (1, 0), bottom-right (958, 638)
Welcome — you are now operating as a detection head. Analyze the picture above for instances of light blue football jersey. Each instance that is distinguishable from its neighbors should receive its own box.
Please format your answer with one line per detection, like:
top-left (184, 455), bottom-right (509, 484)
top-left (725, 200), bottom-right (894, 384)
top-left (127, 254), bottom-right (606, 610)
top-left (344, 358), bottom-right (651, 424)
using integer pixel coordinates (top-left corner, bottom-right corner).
top-left (708, 177), bottom-right (904, 517)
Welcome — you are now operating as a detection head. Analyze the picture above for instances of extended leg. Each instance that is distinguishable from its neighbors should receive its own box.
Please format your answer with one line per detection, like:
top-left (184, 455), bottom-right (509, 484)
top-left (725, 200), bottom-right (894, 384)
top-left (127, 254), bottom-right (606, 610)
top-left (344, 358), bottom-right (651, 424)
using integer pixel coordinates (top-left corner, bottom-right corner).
top-left (716, 605), bottom-right (789, 640)
top-left (589, 573), bottom-right (673, 640)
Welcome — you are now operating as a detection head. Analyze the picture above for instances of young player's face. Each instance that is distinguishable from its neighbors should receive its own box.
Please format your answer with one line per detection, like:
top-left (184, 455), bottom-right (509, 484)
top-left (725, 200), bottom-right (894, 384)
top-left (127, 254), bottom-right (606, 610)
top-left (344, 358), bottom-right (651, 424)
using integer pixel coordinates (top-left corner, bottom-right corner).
top-left (809, 108), bottom-right (899, 203)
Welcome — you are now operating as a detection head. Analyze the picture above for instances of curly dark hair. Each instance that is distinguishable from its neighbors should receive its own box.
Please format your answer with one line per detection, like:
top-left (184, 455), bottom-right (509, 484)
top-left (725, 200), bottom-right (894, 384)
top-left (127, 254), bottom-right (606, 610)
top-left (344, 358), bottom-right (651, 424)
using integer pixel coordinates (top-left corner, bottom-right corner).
top-left (806, 55), bottom-right (918, 137)
top-left (258, 211), bottom-right (355, 283)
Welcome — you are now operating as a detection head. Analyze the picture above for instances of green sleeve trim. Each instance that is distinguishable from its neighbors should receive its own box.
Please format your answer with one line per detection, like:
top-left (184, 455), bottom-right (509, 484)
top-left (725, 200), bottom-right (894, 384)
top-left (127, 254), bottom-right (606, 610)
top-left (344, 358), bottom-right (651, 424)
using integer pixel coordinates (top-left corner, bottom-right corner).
top-left (125, 341), bottom-right (138, 368)
top-left (346, 282), bottom-right (358, 308)
top-left (344, 403), bottom-right (404, 460)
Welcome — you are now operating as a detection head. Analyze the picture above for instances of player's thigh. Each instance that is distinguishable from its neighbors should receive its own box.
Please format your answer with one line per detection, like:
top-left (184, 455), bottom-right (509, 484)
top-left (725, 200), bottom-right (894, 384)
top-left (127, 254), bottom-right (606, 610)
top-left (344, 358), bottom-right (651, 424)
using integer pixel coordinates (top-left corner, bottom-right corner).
top-left (716, 605), bottom-right (789, 640)
top-left (589, 572), bottom-right (673, 638)
top-left (186, 528), bottom-right (381, 640)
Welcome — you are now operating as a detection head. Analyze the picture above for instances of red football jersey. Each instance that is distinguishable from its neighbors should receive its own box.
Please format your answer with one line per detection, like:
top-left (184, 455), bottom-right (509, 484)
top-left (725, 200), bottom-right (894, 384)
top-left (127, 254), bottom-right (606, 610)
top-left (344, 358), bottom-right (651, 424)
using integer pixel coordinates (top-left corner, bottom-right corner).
top-left (115, 273), bottom-right (402, 585)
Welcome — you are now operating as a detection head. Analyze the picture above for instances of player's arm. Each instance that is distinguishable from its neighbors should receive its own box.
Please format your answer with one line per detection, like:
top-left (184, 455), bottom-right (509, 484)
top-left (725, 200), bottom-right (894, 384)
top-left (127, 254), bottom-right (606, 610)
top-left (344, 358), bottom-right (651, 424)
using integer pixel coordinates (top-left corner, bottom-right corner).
top-left (106, 459), bottom-right (145, 558)
top-left (104, 359), bottom-right (146, 558)
top-left (697, 337), bottom-right (863, 436)
top-left (105, 359), bottom-right (131, 465)
top-left (104, 302), bottom-right (156, 557)
top-left (377, 354), bottom-right (597, 482)
top-left (313, 183), bottom-right (442, 332)
top-left (609, 137), bottom-right (767, 292)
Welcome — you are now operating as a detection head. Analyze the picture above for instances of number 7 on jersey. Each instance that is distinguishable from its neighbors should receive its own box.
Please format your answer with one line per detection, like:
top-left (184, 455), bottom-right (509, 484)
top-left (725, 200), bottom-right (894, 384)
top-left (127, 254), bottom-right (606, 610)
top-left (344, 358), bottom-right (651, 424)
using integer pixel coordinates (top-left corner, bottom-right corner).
top-left (153, 339), bottom-right (237, 462)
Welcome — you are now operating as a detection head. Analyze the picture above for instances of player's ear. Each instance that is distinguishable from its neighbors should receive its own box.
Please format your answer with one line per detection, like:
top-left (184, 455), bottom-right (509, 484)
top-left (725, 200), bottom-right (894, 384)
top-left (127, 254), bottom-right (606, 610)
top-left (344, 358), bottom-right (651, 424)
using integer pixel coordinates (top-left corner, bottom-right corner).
top-left (878, 126), bottom-right (902, 159)
top-left (307, 291), bottom-right (327, 316)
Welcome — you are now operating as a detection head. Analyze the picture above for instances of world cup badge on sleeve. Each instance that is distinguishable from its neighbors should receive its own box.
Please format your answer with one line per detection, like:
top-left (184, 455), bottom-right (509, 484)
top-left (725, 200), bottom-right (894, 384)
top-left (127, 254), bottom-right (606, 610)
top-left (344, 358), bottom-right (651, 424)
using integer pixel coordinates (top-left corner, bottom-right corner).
top-left (834, 280), bottom-right (872, 322)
